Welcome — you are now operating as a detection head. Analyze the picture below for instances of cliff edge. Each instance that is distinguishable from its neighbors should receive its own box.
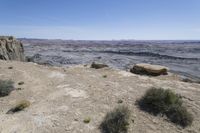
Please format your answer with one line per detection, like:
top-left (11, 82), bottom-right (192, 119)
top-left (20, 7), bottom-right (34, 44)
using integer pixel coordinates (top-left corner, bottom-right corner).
top-left (0, 36), bottom-right (25, 61)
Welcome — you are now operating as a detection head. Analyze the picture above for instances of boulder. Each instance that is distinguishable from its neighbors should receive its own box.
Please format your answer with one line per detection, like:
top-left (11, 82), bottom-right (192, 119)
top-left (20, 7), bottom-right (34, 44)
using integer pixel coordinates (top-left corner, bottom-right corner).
top-left (91, 62), bottom-right (108, 69)
top-left (130, 63), bottom-right (168, 76)
top-left (0, 36), bottom-right (25, 61)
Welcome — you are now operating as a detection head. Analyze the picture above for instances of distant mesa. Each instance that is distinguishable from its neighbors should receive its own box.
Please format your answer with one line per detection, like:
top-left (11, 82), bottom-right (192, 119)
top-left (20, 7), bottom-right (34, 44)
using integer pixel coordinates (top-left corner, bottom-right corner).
top-left (130, 63), bottom-right (168, 76)
top-left (0, 36), bottom-right (25, 61)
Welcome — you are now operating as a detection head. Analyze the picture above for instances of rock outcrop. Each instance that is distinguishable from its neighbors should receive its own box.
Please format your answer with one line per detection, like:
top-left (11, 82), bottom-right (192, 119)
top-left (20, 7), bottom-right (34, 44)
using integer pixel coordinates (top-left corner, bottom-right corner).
top-left (130, 63), bottom-right (168, 76)
top-left (91, 62), bottom-right (108, 69)
top-left (0, 36), bottom-right (25, 61)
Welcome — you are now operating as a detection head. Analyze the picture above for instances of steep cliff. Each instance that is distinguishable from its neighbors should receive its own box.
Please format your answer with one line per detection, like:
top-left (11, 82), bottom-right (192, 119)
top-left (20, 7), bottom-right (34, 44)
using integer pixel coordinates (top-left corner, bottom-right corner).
top-left (0, 36), bottom-right (25, 61)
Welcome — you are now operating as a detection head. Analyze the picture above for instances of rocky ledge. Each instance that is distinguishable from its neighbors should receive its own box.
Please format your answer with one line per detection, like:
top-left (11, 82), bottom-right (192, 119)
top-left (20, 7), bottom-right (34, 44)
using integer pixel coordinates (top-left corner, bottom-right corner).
top-left (0, 36), bottom-right (25, 61)
top-left (0, 60), bottom-right (199, 133)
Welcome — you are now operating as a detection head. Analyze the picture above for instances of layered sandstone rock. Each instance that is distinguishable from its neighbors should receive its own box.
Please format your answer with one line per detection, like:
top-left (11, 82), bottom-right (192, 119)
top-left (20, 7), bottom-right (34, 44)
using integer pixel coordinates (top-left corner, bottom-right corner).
top-left (130, 63), bottom-right (168, 76)
top-left (0, 36), bottom-right (25, 61)
top-left (91, 62), bottom-right (108, 69)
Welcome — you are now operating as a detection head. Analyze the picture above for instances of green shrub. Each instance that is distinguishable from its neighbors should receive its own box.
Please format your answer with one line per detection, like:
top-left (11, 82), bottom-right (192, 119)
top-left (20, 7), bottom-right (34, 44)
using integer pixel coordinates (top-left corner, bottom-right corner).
top-left (7, 100), bottom-right (30, 114)
top-left (138, 88), bottom-right (193, 127)
top-left (100, 106), bottom-right (130, 133)
top-left (8, 36), bottom-right (14, 40)
top-left (166, 105), bottom-right (193, 127)
top-left (0, 80), bottom-right (14, 97)
top-left (83, 117), bottom-right (91, 124)
top-left (138, 88), bottom-right (182, 114)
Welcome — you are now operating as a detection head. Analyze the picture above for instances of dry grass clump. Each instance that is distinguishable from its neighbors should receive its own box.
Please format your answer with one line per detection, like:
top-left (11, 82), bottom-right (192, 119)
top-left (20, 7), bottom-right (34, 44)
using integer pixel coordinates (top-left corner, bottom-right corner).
top-left (7, 100), bottom-right (30, 114)
top-left (100, 106), bottom-right (131, 133)
top-left (138, 87), bottom-right (193, 127)
top-left (83, 117), bottom-right (91, 124)
top-left (166, 105), bottom-right (193, 127)
top-left (0, 80), bottom-right (14, 97)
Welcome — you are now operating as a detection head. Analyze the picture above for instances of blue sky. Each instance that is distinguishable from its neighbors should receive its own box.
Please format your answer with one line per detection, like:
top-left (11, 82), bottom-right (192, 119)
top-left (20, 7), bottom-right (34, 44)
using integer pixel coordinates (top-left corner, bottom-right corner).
top-left (0, 0), bottom-right (200, 40)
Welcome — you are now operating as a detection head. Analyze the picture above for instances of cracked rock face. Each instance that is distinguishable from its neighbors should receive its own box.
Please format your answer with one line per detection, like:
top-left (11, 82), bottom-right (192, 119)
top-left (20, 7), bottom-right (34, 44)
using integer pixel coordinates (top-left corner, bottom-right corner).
top-left (0, 36), bottom-right (25, 61)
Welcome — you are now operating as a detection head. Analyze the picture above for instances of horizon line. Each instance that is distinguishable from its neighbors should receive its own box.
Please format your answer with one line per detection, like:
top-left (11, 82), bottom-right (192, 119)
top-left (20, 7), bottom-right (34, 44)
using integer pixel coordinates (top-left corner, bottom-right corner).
top-left (18, 37), bottom-right (200, 41)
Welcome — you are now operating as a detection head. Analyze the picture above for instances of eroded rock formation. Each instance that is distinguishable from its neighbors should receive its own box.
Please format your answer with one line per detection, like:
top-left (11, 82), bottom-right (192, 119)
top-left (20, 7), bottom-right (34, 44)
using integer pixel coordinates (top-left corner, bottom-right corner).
top-left (130, 63), bottom-right (168, 76)
top-left (0, 36), bottom-right (25, 61)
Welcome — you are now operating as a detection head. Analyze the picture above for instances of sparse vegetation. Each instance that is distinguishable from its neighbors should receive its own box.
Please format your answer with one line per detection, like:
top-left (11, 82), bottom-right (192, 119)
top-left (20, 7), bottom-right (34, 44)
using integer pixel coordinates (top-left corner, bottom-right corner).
top-left (138, 88), bottom-right (182, 114)
top-left (8, 36), bottom-right (14, 40)
top-left (138, 87), bottom-right (193, 127)
top-left (100, 106), bottom-right (131, 133)
top-left (0, 80), bottom-right (14, 97)
top-left (83, 117), bottom-right (91, 124)
top-left (166, 105), bottom-right (193, 127)
top-left (7, 100), bottom-right (30, 114)
top-left (103, 75), bottom-right (107, 78)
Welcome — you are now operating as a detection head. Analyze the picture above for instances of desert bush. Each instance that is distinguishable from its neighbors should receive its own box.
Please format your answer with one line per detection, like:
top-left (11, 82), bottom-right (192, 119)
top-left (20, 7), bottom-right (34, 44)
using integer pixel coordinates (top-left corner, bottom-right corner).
top-left (138, 87), bottom-right (193, 127)
top-left (138, 88), bottom-right (182, 114)
top-left (166, 105), bottom-right (193, 127)
top-left (100, 106), bottom-right (130, 133)
top-left (8, 36), bottom-right (14, 40)
top-left (7, 100), bottom-right (30, 114)
top-left (0, 80), bottom-right (14, 97)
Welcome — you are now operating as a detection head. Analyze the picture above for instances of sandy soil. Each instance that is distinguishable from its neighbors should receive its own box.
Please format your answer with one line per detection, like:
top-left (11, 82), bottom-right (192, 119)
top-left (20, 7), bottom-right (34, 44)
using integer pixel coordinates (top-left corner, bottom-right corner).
top-left (0, 60), bottom-right (199, 133)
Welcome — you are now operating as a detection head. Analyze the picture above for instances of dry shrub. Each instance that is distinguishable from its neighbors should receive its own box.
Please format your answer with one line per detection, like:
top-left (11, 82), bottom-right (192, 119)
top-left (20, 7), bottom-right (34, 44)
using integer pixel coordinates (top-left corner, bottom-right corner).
top-left (138, 87), bottom-right (193, 127)
top-left (100, 106), bottom-right (131, 133)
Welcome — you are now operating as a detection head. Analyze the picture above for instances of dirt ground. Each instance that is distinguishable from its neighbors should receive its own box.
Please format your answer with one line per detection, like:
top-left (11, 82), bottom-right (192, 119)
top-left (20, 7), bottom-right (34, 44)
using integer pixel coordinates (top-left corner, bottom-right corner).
top-left (0, 60), bottom-right (199, 133)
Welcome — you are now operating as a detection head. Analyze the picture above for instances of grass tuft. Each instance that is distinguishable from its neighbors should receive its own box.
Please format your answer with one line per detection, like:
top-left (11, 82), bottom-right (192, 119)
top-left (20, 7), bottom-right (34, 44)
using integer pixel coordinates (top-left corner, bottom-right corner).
top-left (7, 100), bottom-right (30, 114)
top-left (83, 117), bottom-right (91, 124)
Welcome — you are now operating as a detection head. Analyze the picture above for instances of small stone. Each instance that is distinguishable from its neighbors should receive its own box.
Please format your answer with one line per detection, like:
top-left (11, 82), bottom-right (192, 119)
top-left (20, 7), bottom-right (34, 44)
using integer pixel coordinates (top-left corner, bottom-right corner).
top-left (16, 88), bottom-right (22, 90)
top-left (74, 118), bottom-right (78, 121)
top-left (103, 75), bottom-right (107, 78)
top-left (8, 66), bottom-right (13, 69)
top-left (18, 81), bottom-right (24, 85)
